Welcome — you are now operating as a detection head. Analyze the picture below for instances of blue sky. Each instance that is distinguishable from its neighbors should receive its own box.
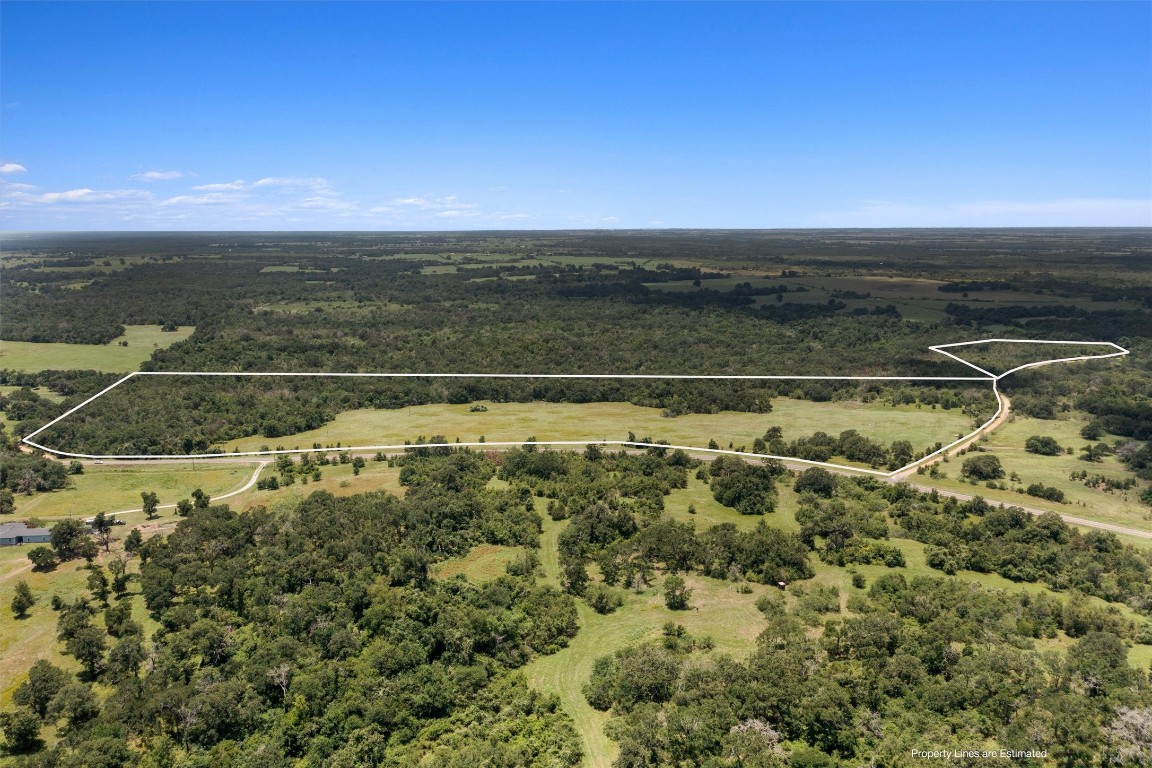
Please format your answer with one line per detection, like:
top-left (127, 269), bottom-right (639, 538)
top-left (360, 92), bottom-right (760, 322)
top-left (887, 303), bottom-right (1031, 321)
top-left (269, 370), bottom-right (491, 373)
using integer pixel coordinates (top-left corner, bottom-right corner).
top-left (2, 1), bottom-right (1149, 230)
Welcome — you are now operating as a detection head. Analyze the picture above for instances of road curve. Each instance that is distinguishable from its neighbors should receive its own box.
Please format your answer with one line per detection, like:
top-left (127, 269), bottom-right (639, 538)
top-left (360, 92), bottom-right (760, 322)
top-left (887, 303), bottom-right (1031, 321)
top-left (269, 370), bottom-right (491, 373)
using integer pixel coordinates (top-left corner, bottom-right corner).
top-left (87, 460), bottom-right (268, 520)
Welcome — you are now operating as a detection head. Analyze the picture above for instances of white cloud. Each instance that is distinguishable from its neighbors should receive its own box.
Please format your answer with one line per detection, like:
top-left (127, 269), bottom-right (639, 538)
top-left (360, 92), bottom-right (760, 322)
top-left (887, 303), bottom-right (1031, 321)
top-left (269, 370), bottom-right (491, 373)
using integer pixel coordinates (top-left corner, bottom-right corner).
top-left (812, 198), bottom-right (1152, 227)
top-left (0, 163), bottom-right (27, 174)
top-left (389, 195), bottom-right (476, 211)
top-left (253, 176), bottom-right (331, 190)
top-left (34, 188), bottom-right (152, 204)
top-left (192, 180), bottom-right (246, 191)
top-left (131, 170), bottom-right (183, 182)
top-left (1, 175), bottom-right (533, 229)
top-left (159, 193), bottom-right (238, 206)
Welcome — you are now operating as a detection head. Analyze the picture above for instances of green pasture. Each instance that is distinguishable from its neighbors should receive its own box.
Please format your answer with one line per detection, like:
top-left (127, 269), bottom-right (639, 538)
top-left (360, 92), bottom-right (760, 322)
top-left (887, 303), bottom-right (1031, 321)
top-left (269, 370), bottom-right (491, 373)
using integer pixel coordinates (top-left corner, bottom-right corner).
top-left (220, 398), bottom-right (973, 460)
top-left (12, 462), bottom-right (255, 522)
top-left (0, 325), bottom-right (194, 373)
top-left (0, 386), bottom-right (64, 403)
top-left (431, 544), bottom-right (526, 582)
top-left (0, 546), bottom-right (88, 707)
top-left (919, 412), bottom-right (1152, 534)
top-left (226, 459), bottom-right (405, 512)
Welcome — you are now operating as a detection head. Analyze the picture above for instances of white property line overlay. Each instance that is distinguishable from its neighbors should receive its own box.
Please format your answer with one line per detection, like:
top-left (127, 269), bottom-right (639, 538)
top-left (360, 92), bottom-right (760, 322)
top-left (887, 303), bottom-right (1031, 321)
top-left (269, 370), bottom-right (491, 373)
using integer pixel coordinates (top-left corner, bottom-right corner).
top-left (21, 339), bottom-right (1130, 478)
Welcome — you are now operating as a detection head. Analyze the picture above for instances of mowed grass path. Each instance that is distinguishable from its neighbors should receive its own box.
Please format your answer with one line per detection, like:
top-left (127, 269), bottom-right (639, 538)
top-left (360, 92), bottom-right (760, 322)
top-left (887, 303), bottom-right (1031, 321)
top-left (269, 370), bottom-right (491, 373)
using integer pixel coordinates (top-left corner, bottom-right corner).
top-left (222, 398), bottom-right (973, 457)
top-left (0, 325), bottom-right (194, 372)
top-left (523, 507), bottom-right (773, 768)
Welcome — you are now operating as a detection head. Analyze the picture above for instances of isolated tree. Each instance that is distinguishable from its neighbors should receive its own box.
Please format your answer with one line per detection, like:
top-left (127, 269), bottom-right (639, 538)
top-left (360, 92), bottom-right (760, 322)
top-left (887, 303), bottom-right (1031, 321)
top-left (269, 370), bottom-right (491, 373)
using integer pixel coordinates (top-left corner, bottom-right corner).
top-left (67, 460), bottom-right (84, 475)
top-left (11, 580), bottom-right (34, 618)
top-left (352, 456), bottom-right (366, 475)
top-left (27, 546), bottom-right (56, 571)
top-left (1081, 422), bottom-right (1104, 441)
top-left (49, 519), bottom-right (89, 561)
top-left (663, 574), bottom-right (692, 610)
top-left (192, 488), bottom-right (210, 509)
top-left (91, 511), bottom-right (113, 551)
top-left (175, 498), bottom-right (193, 516)
top-left (961, 454), bottom-right (1004, 481)
top-left (141, 491), bottom-right (160, 519)
top-left (79, 538), bottom-right (99, 563)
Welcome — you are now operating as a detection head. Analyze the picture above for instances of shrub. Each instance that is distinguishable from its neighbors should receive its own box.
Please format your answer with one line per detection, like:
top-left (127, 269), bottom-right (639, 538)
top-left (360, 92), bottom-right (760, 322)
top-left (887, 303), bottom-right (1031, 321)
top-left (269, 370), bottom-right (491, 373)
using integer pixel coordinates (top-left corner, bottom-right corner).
top-left (585, 583), bottom-right (624, 615)
top-left (1080, 422), bottom-right (1104, 441)
top-left (962, 454), bottom-right (1004, 481)
top-left (1025, 436), bottom-right (1062, 456)
top-left (794, 467), bottom-right (836, 498)
top-left (1026, 483), bottom-right (1066, 503)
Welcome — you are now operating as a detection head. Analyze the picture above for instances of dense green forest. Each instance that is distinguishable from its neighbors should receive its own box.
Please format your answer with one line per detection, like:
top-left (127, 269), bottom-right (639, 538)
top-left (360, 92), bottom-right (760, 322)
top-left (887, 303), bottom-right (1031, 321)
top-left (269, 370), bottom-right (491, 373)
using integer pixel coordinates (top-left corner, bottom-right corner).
top-left (7, 446), bottom-right (1152, 765)
top-left (3, 230), bottom-right (1152, 766)
top-left (8, 230), bottom-right (1146, 454)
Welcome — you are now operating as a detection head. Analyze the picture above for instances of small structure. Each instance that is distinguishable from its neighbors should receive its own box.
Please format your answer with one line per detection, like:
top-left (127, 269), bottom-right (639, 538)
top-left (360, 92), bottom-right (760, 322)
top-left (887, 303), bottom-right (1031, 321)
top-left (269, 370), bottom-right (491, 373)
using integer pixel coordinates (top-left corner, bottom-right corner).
top-left (0, 522), bottom-right (52, 547)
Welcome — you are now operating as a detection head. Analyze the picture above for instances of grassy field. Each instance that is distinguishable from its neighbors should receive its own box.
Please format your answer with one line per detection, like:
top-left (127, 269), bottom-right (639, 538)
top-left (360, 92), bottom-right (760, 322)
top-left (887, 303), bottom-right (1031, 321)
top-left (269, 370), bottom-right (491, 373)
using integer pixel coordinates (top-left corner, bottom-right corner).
top-left (220, 398), bottom-right (973, 460)
top-left (13, 463), bottom-right (256, 522)
top-left (0, 545), bottom-right (88, 707)
top-left (225, 459), bottom-right (405, 513)
top-left (0, 325), bottom-right (194, 372)
top-left (918, 411), bottom-right (1152, 533)
top-left (523, 511), bottom-right (773, 768)
top-left (431, 544), bottom-right (526, 582)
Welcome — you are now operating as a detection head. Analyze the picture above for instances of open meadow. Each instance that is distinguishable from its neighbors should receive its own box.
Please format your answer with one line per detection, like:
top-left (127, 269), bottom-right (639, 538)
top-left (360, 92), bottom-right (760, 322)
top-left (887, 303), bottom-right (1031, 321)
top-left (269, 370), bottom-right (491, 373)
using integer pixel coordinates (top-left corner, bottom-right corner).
top-left (920, 411), bottom-right (1152, 534)
top-left (219, 397), bottom-right (974, 462)
top-left (12, 462), bottom-right (255, 522)
top-left (0, 325), bottom-right (193, 373)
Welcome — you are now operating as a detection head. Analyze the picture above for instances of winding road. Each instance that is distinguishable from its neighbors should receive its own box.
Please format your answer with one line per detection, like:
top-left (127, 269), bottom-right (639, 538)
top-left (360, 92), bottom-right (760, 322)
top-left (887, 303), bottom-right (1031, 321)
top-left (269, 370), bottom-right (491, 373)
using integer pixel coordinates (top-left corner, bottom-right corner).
top-left (89, 460), bottom-right (268, 521)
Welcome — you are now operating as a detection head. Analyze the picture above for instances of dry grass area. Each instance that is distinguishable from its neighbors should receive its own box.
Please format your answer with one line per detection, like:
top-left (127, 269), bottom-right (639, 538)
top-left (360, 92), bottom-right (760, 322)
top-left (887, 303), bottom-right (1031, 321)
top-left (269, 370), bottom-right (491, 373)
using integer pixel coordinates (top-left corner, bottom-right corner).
top-left (220, 398), bottom-right (972, 461)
